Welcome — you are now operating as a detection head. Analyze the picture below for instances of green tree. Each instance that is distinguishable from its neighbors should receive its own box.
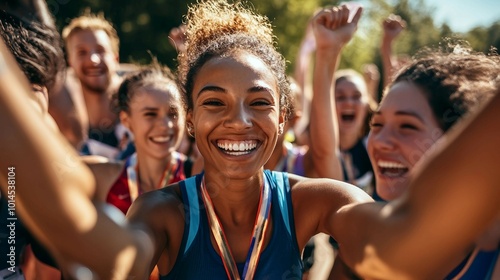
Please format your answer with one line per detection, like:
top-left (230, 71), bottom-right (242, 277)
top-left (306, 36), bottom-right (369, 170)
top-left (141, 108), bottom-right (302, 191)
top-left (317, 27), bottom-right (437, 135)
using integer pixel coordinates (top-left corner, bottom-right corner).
top-left (53, 0), bottom-right (193, 68)
top-left (52, 0), bottom-right (498, 75)
top-left (248, 0), bottom-right (323, 73)
top-left (465, 21), bottom-right (500, 53)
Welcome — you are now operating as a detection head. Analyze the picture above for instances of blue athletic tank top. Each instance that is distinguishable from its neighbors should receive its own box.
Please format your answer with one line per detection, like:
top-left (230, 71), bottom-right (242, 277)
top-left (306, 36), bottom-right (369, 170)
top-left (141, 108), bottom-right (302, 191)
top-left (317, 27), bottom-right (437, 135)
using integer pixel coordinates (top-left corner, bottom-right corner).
top-left (444, 247), bottom-right (499, 280)
top-left (161, 170), bottom-right (303, 279)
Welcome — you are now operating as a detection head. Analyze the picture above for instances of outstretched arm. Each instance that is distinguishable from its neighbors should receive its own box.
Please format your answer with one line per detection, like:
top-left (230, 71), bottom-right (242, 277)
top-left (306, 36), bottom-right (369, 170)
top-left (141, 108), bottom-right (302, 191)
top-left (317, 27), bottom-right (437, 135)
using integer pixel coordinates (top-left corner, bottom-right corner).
top-left (307, 5), bottom-right (362, 179)
top-left (336, 85), bottom-right (500, 279)
top-left (0, 38), bottom-right (151, 279)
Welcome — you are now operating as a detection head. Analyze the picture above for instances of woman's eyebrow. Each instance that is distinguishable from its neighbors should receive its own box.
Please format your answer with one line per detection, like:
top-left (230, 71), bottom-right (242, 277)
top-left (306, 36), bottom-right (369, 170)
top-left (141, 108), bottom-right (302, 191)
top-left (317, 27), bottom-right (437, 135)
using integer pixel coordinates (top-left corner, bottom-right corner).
top-left (197, 85), bottom-right (226, 98)
top-left (372, 110), bottom-right (425, 123)
top-left (140, 107), bottom-right (159, 112)
top-left (248, 85), bottom-right (275, 95)
top-left (394, 110), bottom-right (425, 122)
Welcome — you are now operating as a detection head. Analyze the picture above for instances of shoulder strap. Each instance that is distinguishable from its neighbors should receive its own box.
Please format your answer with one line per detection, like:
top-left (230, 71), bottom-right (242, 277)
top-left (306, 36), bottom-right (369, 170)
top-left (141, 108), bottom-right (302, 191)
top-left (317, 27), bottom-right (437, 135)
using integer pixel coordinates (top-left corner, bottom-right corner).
top-left (484, 248), bottom-right (500, 279)
top-left (269, 171), bottom-right (292, 236)
top-left (180, 176), bottom-right (200, 254)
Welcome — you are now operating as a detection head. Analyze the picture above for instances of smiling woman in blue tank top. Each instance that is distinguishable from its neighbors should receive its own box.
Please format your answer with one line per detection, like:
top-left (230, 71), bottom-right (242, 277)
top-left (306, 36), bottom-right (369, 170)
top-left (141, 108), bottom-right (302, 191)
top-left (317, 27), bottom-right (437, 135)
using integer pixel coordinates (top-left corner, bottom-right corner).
top-left (126, 2), bottom-right (372, 279)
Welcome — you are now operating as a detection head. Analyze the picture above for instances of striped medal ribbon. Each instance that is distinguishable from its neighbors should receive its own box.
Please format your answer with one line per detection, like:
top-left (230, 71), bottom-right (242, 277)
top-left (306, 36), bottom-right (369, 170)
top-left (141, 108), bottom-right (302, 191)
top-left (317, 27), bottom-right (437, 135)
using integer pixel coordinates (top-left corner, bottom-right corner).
top-left (200, 174), bottom-right (272, 280)
top-left (126, 153), bottom-right (178, 201)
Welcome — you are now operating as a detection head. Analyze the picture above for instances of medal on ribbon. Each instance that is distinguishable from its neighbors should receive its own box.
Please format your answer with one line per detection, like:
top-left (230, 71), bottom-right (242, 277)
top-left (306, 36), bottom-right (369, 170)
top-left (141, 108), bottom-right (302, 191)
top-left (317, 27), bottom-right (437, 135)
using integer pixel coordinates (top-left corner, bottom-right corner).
top-left (200, 173), bottom-right (272, 280)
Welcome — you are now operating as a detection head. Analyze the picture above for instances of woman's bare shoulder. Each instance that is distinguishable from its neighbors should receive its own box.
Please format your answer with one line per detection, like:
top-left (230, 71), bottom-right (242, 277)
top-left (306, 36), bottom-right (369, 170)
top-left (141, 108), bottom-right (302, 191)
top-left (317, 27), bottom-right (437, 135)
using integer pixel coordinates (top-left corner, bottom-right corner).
top-left (288, 173), bottom-right (373, 224)
top-left (127, 183), bottom-right (185, 222)
top-left (288, 173), bottom-right (367, 197)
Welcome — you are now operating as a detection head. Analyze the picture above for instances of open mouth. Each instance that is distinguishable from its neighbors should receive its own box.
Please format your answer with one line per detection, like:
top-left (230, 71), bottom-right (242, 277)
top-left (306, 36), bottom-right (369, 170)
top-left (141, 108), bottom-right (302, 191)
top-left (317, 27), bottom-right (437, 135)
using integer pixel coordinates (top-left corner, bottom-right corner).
top-left (217, 140), bottom-right (258, 156)
top-left (377, 160), bottom-right (409, 177)
top-left (341, 112), bottom-right (356, 123)
top-left (151, 136), bottom-right (172, 144)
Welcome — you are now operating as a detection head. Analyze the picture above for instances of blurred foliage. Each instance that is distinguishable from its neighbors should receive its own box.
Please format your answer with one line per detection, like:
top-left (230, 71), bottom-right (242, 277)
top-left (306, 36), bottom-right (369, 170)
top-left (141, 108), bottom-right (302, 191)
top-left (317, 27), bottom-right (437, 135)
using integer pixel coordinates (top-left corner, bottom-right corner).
top-left (50, 0), bottom-right (191, 69)
top-left (51, 0), bottom-right (499, 75)
top-left (465, 21), bottom-right (500, 53)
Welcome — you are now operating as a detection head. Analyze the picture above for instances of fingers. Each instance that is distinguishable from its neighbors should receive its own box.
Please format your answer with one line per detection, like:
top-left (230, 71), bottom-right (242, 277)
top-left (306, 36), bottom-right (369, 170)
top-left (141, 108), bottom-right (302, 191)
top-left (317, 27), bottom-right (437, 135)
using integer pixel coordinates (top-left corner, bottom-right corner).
top-left (168, 24), bottom-right (187, 53)
top-left (337, 6), bottom-right (350, 28)
top-left (362, 63), bottom-right (380, 79)
top-left (313, 9), bottom-right (328, 28)
top-left (169, 24), bottom-right (187, 42)
top-left (350, 5), bottom-right (363, 24)
top-left (388, 14), bottom-right (406, 26)
top-left (178, 24), bottom-right (186, 33)
top-left (169, 27), bottom-right (181, 38)
top-left (383, 14), bottom-right (406, 30)
top-left (314, 4), bottom-right (362, 30)
top-left (320, 7), bottom-right (342, 30)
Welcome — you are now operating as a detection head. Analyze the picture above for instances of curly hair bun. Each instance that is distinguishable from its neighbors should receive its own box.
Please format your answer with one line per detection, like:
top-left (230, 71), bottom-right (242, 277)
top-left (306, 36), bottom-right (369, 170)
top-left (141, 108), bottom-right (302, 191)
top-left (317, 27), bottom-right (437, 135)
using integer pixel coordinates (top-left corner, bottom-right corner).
top-left (184, 0), bottom-right (275, 57)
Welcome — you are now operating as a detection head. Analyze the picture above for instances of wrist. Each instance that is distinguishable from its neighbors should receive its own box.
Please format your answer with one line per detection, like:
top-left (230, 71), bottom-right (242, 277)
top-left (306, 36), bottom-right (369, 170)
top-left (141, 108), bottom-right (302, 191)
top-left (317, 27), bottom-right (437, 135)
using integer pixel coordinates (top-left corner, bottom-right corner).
top-left (315, 45), bottom-right (343, 57)
top-left (381, 42), bottom-right (392, 52)
top-left (381, 36), bottom-right (394, 46)
top-left (314, 52), bottom-right (339, 72)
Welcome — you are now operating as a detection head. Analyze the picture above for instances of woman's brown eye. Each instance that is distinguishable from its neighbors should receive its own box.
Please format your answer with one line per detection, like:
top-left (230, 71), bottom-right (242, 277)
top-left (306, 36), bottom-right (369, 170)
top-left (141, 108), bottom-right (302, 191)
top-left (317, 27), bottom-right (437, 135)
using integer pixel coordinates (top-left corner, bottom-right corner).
top-left (252, 100), bottom-right (270, 106)
top-left (401, 124), bottom-right (418, 130)
top-left (203, 100), bottom-right (223, 106)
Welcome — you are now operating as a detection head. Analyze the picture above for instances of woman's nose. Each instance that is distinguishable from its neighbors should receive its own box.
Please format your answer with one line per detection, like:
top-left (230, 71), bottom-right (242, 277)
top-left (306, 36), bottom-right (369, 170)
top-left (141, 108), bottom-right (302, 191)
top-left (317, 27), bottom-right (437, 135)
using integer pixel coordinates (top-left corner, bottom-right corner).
top-left (157, 116), bottom-right (174, 130)
top-left (369, 126), bottom-right (397, 151)
top-left (224, 103), bottom-right (252, 130)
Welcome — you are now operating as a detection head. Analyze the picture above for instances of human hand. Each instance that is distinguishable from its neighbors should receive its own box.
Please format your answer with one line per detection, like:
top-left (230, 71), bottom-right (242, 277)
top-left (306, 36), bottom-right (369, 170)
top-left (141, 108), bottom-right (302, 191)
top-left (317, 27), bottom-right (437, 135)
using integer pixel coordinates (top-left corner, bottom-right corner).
top-left (168, 24), bottom-right (187, 53)
top-left (362, 63), bottom-right (380, 83)
top-left (312, 4), bottom-right (363, 52)
top-left (382, 14), bottom-right (406, 42)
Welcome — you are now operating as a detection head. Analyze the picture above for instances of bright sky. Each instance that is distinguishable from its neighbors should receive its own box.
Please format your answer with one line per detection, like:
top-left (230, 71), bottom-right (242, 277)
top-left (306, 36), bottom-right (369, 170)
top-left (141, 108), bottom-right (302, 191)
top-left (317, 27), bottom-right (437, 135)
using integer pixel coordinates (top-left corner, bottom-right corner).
top-left (429, 0), bottom-right (500, 32)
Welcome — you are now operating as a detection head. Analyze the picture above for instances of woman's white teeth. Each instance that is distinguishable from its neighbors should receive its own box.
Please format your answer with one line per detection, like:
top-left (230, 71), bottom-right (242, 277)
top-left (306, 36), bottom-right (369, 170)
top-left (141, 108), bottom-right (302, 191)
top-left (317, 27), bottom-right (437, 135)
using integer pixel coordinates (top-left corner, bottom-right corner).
top-left (152, 136), bottom-right (170, 142)
top-left (378, 160), bottom-right (406, 169)
top-left (218, 141), bottom-right (257, 152)
top-left (378, 160), bottom-right (408, 177)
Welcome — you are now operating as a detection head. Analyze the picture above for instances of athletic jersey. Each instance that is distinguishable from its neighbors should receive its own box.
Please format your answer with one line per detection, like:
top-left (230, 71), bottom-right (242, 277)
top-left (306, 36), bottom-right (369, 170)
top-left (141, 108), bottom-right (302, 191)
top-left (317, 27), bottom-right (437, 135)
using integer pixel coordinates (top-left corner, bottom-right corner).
top-left (161, 170), bottom-right (303, 279)
top-left (341, 138), bottom-right (373, 189)
top-left (341, 137), bottom-right (384, 201)
top-left (80, 123), bottom-right (129, 159)
top-left (106, 152), bottom-right (188, 214)
top-left (444, 247), bottom-right (499, 280)
top-left (88, 125), bottom-right (120, 148)
top-left (275, 141), bottom-right (307, 176)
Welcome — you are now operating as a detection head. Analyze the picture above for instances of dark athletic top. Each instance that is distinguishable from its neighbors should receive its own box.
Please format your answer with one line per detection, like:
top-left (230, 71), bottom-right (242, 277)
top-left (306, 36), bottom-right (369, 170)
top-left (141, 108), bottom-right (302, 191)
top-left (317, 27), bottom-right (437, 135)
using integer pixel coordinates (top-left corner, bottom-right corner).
top-left (161, 170), bottom-right (303, 279)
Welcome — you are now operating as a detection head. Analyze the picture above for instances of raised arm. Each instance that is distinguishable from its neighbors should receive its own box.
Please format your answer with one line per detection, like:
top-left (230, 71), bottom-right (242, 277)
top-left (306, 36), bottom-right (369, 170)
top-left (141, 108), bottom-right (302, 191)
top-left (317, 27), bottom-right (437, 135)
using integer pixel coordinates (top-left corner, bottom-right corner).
top-left (307, 5), bottom-right (362, 179)
top-left (337, 85), bottom-right (500, 279)
top-left (168, 24), bottom-right (187, 54)
top-left (362, 63), bottom-right (381, 104)
top-left (380, 14), bottom-right (406, 88)
top-left (291, 18), bottom-right (315, 147)
top-left (0, 39), bottom-right (151, 279)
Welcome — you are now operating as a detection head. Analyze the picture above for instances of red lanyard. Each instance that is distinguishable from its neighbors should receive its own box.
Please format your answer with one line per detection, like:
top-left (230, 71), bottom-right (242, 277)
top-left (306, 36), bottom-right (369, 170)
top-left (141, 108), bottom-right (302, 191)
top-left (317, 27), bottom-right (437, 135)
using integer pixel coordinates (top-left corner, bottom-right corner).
top-left (200, 174), bottom-right (272, 280)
